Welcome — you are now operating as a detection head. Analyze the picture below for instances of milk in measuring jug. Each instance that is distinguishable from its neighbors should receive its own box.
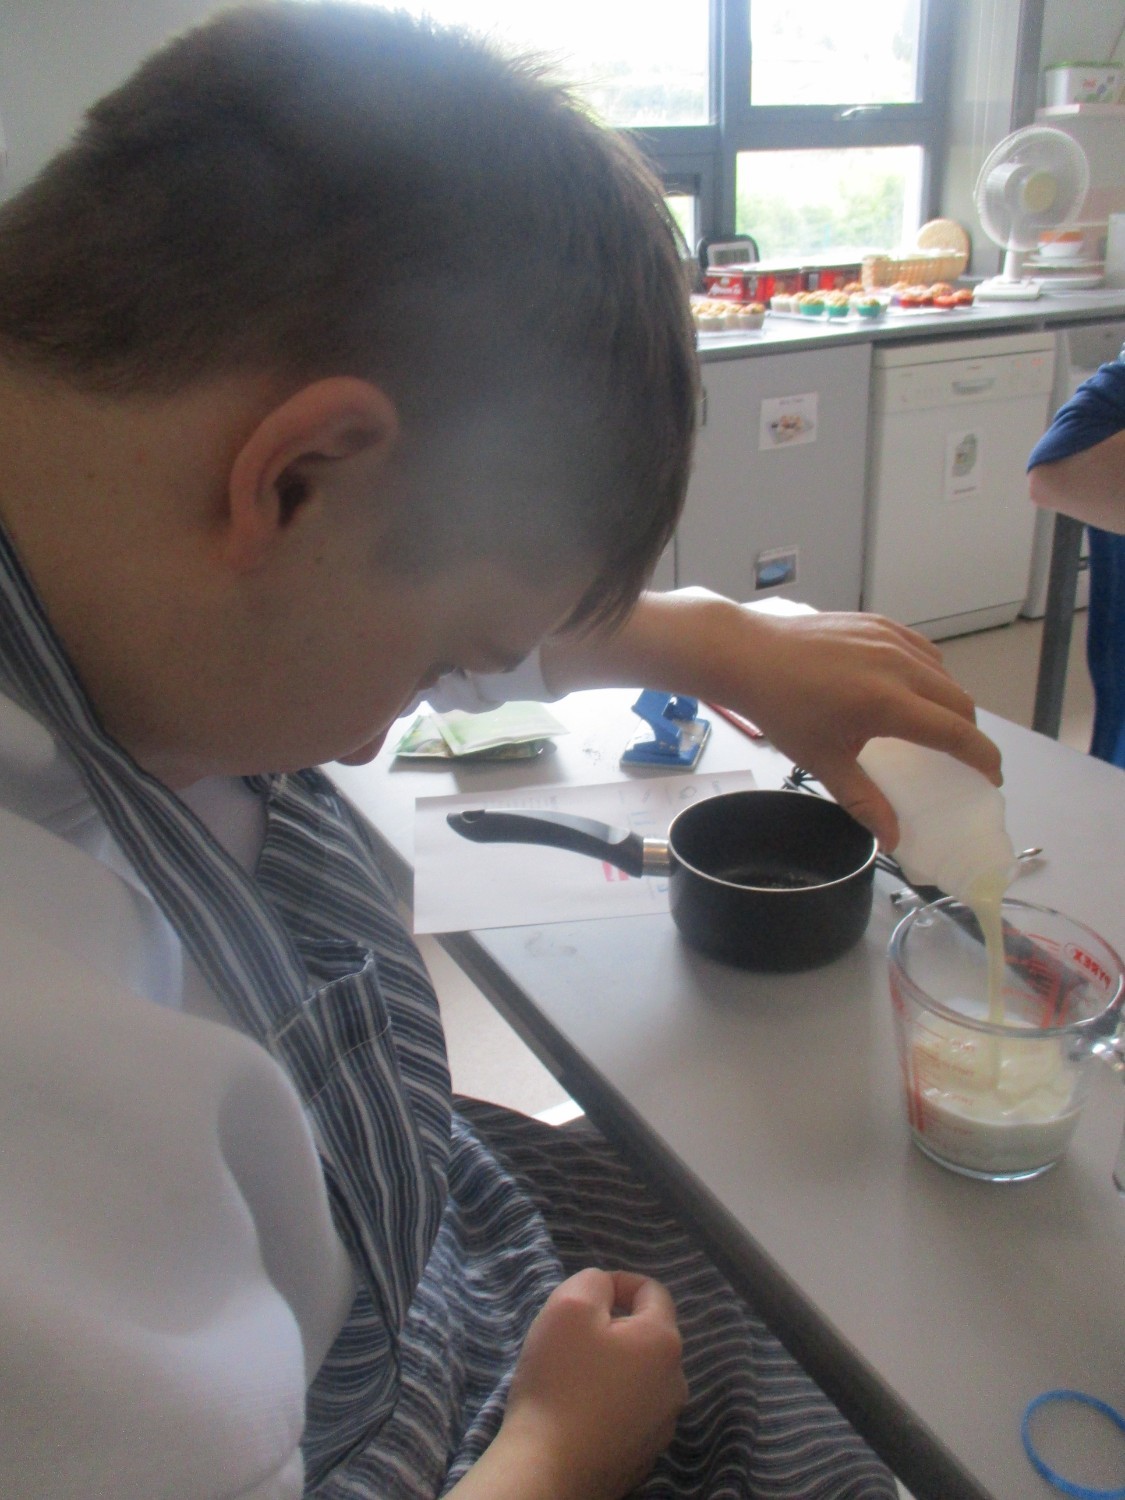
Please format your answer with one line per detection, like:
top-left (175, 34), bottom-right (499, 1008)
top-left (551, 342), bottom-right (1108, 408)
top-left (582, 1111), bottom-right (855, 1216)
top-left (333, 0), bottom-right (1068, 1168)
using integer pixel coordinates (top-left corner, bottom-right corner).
top-left (909, 1012), bottom-right (1080, 1177)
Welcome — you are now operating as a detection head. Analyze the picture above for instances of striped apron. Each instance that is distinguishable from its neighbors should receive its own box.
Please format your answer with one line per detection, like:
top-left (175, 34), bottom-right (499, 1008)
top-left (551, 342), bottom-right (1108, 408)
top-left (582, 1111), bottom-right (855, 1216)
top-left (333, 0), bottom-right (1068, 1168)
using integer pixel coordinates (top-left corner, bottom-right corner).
top-left (0, 524), bottom-right (894, 1498)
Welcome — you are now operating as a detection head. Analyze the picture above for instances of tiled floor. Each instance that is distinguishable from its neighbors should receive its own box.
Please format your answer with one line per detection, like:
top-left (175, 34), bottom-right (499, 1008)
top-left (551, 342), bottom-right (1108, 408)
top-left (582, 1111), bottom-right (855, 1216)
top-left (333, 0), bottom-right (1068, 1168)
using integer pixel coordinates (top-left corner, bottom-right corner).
top-left (419, 608), bottom-right (1097, 1114)
top-left (935, 610), bottom-right (1094, 755)
top-left (415, 609), bottom-right (1096, 1500)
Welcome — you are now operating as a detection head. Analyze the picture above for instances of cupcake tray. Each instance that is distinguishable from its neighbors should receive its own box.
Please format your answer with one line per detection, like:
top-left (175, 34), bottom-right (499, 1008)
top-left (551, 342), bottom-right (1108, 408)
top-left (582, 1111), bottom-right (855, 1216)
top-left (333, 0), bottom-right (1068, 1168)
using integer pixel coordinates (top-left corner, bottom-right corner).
top-left (768, 302), bottom-right (973, 323)
top-left (768, 308), bottom-right (885, 324)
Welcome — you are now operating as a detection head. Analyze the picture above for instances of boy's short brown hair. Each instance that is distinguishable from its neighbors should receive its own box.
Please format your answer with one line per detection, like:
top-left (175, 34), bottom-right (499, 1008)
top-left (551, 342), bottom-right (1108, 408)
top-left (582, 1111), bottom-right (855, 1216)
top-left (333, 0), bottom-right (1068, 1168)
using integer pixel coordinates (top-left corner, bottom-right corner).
top-left (0, 2), bottom-right (696, 624)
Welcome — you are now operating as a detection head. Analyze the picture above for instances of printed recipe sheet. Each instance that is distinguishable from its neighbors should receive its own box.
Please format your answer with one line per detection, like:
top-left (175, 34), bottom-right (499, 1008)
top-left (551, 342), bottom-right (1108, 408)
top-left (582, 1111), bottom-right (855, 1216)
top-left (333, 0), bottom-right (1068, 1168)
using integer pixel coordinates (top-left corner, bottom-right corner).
top-left (412, 770), bottom-right (759, 933)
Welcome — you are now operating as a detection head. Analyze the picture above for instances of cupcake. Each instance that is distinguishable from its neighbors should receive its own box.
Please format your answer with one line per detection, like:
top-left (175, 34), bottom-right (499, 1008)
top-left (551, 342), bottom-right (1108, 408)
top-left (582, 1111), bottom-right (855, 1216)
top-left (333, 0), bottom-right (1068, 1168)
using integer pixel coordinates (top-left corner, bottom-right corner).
top-left (898, 284), bottom-right (932, 308)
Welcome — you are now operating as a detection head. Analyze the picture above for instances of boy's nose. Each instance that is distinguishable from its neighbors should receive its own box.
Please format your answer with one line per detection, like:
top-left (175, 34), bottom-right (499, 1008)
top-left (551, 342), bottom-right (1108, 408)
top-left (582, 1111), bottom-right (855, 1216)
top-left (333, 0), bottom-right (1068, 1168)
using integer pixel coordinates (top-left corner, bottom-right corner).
top-left (336, 728), bottom-right (390, 766)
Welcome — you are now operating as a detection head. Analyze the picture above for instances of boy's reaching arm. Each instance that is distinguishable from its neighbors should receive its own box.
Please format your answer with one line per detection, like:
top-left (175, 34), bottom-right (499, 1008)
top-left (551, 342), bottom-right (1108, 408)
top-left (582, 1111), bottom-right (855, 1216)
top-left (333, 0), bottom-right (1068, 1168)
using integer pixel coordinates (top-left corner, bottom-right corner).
top-left (538, 588), bottom-right (1001, 850)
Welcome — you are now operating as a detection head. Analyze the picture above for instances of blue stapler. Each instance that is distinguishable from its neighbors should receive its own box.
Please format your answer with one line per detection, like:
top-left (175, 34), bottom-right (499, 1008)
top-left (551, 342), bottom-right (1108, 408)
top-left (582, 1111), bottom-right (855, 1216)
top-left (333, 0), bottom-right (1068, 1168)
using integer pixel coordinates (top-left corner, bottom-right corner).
top-left (621, 690), bottom-right (711, 769)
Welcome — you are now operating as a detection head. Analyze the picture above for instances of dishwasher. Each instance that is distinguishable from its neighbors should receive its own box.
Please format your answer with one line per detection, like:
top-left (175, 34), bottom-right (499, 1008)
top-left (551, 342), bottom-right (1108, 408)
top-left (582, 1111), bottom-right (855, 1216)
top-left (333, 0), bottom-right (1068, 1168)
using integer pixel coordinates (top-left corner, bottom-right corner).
top-left (863, 331), bottom-right (1056, 639)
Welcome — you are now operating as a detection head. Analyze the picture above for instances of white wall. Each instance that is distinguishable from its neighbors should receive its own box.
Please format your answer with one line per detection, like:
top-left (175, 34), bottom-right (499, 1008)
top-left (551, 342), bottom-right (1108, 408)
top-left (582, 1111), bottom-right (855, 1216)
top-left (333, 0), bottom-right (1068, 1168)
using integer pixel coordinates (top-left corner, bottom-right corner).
top-left (1039, 0), bottom-right (1125, 75)
top-left (941, 0), bottom-right (1024, 276)
top-left (0, 0), bottom-right (222, 198)
top-left (939, 0), bottom-right (1125, 275)
top-left (1037, 1), bottom-right (1125, 232)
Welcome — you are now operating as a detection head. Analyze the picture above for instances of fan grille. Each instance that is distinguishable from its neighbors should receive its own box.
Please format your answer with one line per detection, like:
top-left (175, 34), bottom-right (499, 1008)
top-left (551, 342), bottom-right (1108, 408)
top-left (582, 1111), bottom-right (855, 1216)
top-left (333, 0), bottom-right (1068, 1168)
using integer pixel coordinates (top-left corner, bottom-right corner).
top-left (974, 126), bottom-right (1090, 253)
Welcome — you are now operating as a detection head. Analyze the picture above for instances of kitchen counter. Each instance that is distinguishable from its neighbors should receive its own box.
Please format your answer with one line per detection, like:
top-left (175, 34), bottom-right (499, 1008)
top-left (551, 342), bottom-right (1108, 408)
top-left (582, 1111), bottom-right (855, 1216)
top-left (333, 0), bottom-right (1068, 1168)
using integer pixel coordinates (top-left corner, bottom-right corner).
top-left (675, 283), bottom-right (1124, 644)
top-left (698, 286), bottom-right (1125, 363)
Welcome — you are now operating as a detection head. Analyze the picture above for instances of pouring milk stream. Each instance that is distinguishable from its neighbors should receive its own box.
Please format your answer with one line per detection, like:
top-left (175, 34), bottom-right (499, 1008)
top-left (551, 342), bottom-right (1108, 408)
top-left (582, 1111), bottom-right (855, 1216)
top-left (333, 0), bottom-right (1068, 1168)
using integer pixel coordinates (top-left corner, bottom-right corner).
top-left (858, 739), bottom-right (1075, 1174)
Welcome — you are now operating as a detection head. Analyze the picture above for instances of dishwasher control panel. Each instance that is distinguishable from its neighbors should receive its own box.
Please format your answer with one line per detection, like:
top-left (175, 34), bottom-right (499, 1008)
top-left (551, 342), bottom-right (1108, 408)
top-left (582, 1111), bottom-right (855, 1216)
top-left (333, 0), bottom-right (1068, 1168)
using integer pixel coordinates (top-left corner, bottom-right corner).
top-left (873, 334), bottom-right (1055, 414)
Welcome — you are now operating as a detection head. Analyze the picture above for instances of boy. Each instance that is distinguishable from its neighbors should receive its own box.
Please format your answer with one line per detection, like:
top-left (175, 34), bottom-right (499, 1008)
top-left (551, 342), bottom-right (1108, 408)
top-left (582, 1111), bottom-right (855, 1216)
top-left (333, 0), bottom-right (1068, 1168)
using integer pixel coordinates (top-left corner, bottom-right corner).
top-left (0, 6), bottom-right (998, 1496)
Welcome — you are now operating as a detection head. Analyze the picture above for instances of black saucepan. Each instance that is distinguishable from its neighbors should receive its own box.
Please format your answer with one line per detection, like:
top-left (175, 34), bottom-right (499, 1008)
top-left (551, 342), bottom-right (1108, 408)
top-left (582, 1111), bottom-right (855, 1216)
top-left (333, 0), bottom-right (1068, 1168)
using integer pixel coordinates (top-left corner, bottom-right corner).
top-left (447, 789), bottom-right (877, 972)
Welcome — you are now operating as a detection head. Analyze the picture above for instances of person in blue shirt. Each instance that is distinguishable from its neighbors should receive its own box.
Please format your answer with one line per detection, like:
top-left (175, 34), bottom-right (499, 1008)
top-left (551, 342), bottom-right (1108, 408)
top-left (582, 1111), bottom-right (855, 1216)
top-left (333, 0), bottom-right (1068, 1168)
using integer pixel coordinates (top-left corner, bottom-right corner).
top-left (1028, 351), bottom-right (1125, 767)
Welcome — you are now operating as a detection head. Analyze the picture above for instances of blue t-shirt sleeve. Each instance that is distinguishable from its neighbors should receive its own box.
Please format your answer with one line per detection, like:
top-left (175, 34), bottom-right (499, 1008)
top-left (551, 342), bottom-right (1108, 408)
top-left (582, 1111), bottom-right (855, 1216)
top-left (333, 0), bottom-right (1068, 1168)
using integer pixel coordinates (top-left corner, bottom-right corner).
top-left (1028, 350), bottom-right (1125, 470)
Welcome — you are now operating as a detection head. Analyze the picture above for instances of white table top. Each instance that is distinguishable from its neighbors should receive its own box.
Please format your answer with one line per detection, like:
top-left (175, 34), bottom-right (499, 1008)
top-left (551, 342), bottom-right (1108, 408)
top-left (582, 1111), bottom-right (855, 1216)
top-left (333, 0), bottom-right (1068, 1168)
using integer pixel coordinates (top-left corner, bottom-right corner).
top-left (330, 695), bottom-right (1125, 1500)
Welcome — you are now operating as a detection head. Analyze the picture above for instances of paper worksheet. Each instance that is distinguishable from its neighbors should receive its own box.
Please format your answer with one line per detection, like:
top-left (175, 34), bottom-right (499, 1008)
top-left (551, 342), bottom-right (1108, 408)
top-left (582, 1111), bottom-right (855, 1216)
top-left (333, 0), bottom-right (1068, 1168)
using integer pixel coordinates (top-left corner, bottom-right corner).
top-left (413, 769), bottom-right (759, 934)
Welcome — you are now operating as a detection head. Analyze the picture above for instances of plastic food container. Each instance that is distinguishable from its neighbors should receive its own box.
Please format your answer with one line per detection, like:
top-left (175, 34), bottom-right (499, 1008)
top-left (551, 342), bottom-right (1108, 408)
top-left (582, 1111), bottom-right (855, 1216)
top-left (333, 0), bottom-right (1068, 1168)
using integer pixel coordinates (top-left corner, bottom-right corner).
top-left (1037, 229), bottom-right (1085, 259)
top-left (703, 266), bottom-right (763, 303)
top-left (1043, 63), bottom-right (1124, 106)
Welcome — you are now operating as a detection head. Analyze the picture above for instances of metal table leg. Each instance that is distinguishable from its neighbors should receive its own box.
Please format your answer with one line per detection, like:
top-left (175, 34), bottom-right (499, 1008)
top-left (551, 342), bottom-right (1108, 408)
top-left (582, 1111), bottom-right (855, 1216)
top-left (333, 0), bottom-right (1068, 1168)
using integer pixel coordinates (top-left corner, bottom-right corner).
top-left (1032, 512), bottom-right (1084, 738)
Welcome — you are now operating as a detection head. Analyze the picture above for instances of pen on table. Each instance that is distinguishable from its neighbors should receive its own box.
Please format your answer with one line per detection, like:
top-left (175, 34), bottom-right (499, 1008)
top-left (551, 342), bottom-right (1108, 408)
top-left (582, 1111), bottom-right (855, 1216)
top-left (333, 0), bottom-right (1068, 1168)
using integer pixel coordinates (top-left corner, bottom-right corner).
top-left (705, 703), bottom-right (764, 740)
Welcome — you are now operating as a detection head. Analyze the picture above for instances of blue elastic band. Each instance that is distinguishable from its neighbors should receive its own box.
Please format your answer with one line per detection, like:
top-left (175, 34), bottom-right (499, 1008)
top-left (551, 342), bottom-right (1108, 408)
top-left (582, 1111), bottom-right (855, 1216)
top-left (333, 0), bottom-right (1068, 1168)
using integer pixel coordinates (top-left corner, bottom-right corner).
top-left (1021, 1390), bottom-right (1125, 1499)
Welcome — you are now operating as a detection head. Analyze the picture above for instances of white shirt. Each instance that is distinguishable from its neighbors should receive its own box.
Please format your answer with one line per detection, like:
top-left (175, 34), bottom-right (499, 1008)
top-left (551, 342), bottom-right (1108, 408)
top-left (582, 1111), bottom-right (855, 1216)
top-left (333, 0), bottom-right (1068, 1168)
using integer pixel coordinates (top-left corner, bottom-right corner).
top-left (0, 656), bottom-right (549, 1498)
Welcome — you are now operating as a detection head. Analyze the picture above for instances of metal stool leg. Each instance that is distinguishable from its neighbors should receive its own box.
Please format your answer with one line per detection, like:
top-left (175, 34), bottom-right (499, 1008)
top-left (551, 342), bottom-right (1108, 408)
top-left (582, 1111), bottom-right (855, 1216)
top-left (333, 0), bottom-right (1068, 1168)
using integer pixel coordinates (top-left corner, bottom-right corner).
top-left (1032, 512), bottom-right (1084, 738)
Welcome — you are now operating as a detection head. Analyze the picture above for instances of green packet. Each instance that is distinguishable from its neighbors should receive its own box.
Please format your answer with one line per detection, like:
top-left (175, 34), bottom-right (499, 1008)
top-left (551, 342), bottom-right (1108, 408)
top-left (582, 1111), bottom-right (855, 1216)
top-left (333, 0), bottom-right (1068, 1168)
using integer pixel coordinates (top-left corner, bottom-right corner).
top-left (393, 701), bottom-right (567, 760)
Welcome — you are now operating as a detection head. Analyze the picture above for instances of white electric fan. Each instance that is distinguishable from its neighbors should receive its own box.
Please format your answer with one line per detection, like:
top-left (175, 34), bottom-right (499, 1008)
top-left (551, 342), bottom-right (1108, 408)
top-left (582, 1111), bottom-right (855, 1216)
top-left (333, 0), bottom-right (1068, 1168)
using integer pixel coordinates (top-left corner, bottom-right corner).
top-left (973, 125), bottom-right (1090, 300)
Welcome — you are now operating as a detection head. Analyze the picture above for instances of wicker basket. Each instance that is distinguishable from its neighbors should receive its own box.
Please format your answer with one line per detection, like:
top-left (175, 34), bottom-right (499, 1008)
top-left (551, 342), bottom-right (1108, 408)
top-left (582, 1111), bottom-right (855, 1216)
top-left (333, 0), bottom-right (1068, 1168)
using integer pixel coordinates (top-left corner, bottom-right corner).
top-left (862, 250), bottom-right (968, 288)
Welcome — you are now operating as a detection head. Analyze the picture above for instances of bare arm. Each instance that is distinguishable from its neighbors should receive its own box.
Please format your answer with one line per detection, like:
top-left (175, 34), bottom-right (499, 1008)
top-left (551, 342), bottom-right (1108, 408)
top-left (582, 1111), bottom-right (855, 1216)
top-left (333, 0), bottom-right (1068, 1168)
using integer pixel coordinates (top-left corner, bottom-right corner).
top-left (1028, 430), bottom-right (1125, 535)
top-left (540, 588), bottom-right (1002, 849)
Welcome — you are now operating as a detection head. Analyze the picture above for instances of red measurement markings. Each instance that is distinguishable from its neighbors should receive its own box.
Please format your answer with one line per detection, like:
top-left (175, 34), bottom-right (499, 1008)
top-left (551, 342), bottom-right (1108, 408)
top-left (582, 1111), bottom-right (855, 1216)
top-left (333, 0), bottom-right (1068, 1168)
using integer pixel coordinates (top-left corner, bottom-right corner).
top-left (1065, 942), bottom-right (1113, 992)
top-left (1019, 932), bottom-right (1066, 1024)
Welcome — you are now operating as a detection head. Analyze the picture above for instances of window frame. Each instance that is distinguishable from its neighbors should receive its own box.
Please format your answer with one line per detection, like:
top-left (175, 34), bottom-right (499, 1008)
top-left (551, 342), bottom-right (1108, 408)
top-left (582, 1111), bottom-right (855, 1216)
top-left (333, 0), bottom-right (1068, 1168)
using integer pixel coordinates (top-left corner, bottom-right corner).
top-left (633, 0), bottom-right (956, 249)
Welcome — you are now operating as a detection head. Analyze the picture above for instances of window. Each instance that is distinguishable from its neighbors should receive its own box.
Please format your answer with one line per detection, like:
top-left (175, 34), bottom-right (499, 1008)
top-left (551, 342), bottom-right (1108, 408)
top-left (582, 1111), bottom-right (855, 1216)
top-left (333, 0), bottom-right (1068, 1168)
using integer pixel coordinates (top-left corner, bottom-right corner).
top-left (378, 1), bottom-right (953, 255)
top-left (748, 0), bottom-right (922, 108)
top-left (665, 191), bottom-right (701, 256)
top-left (390, 2), bottom-right (710, 126)
top-left (735, 145), bottom-right (924, 260)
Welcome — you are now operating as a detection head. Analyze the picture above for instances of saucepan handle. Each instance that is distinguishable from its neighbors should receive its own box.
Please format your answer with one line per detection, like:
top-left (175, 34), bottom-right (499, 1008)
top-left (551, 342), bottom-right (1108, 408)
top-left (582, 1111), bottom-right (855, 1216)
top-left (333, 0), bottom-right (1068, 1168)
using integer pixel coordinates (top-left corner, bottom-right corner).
top-left (447, 808), bottom-right (649, 879)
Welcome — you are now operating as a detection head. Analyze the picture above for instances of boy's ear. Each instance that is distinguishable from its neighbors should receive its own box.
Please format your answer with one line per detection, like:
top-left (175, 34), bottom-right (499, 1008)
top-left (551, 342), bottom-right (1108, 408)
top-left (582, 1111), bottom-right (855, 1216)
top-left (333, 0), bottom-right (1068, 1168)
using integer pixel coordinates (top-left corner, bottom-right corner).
top-left (223, 377), bottom-right (399, 571)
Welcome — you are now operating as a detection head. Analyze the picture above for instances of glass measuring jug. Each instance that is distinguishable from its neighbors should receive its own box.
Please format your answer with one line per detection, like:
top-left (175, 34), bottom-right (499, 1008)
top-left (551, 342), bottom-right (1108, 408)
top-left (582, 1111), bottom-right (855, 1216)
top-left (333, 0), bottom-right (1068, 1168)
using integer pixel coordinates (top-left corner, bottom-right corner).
top-left (888, 899), bottom-right (1125, 1182)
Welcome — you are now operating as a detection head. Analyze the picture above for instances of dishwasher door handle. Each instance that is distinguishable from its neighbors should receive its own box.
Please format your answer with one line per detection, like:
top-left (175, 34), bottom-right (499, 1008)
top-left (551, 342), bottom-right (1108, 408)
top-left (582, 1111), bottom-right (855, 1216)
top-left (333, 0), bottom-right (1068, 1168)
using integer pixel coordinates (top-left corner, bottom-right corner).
top-left (951, 376), bottom-right (997, 396)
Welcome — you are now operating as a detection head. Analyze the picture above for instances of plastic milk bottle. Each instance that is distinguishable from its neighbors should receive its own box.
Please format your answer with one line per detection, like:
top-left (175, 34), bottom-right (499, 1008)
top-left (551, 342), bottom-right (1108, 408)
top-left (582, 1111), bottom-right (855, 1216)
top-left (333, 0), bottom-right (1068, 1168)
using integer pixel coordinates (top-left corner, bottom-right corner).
top-left (857, 737), bottom-right (1015, 919)
top-left (858, 737), bottom-right (1015, 1027)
